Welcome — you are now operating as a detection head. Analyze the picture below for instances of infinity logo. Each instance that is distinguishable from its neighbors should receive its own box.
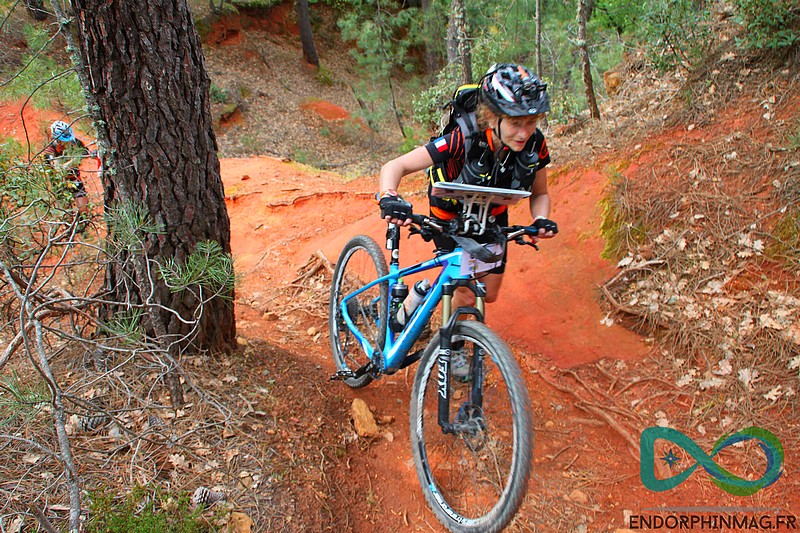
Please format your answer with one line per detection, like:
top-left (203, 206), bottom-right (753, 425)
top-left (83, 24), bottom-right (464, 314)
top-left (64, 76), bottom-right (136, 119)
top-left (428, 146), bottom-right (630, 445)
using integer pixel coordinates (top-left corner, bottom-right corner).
top-left (640, 426), bottom-right (784, 496)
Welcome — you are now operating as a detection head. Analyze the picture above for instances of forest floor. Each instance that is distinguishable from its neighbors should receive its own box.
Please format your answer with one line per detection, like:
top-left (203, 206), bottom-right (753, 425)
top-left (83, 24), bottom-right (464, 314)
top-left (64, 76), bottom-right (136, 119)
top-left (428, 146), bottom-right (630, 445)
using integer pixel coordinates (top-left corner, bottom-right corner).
top-left (1, 2), bottom-right (799, 532)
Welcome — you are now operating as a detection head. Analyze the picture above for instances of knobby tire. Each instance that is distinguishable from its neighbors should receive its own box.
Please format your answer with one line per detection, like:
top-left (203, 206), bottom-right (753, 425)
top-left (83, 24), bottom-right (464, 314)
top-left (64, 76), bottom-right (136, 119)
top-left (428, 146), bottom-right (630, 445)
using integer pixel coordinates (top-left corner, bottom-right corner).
top-left (410, 321), bottom-right (532, 532)
top-left (329, 235), bottom-right (388, 388)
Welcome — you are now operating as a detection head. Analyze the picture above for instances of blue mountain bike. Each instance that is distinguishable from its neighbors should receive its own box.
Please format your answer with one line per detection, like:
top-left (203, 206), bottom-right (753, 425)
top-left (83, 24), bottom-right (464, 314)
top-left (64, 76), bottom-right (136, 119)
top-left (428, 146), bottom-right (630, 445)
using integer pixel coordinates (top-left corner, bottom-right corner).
top-left (329, 183), bottom-right (540, 532)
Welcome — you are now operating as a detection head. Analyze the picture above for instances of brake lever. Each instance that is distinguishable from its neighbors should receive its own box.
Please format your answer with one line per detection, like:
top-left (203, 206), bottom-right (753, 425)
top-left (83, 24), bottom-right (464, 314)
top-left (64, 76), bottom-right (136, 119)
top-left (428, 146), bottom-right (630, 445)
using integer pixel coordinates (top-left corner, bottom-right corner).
top-left (514, 236), bottom-right (539, 250)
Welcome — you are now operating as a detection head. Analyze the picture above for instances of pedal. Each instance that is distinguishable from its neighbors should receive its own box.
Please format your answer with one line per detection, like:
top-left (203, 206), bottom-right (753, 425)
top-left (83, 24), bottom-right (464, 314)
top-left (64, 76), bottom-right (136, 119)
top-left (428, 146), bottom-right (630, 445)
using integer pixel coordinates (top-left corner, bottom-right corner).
top-left (331, 370), bottom-right (356, 381)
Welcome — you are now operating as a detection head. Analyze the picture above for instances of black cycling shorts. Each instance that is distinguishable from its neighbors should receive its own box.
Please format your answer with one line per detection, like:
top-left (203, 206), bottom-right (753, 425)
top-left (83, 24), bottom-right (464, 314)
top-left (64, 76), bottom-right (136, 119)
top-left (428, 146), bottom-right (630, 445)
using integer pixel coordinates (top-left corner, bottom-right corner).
top-left (431, 210), bottom-right (508, 275)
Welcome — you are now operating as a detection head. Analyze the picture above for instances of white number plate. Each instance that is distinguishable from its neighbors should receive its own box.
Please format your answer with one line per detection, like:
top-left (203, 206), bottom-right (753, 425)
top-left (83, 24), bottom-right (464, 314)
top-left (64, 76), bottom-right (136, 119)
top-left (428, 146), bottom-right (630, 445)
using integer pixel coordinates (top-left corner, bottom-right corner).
top-left (460, 243), bottom-right (503, 275)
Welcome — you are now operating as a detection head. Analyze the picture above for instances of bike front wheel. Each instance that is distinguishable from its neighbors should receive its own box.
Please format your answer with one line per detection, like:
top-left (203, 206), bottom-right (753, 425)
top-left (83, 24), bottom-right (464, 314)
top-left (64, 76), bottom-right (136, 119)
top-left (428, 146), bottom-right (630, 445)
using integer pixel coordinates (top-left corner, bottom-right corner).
top-left (410, 321), bottom-right (532, 532)
top-left (329, 235), bottom-right (388, 388)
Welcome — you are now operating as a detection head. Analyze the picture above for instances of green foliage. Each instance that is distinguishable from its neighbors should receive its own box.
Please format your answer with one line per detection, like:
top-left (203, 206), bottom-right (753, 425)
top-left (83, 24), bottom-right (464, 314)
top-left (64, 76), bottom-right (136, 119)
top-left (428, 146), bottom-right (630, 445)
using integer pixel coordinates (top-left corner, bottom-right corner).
top-left (337, 0), bottom-right (423, 132)
top-left (411, 62), bottom-right (465, 134)
top-left (316, 64), bottom-right (337, 86)
top-left (210, 84), bottom-right (229, 104)
top-left (0, 160), bottom-right (74, 260)
top-left (767, 208), bottom-right (800, 271)
top-left (100, 307), bottom-right (145, 344)
top-left (786, 120), bottom-right (800, 150)
top-left (398, 125), bottom-right (428, 153)
top-left (87, 484), bottom-right (210, 533)
top-left (105, 201), bottom-right (165, 252)
top-left (1, 24), bottom-right (85, 111)
top-left (338, 0), bottom-right (420, 74)
top-left (0, 138), bottom-right (26, 160)
top-left (0, 370), bottom-right (50, 428)
top-left (733, 0), bottom-right (800, 50)
top-left (291, 147), bottom-right (328, 168)
top-left (158, 240), bottom-right (236, 298)
top-left (230, 0), bottom-right (280, 8)
top-left (593, 0), bottom-right (644, 36)
top-left (637, 0), bottom-right (712, 71)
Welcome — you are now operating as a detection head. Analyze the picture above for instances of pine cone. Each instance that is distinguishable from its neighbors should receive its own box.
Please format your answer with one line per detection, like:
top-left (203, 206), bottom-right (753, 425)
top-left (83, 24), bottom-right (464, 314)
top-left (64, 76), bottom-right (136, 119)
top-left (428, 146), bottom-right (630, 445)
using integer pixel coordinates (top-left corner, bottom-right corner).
top-left (192, 486), bottom-right (226, 507)
top-left (147, 414), bottom-right (166, 430)
top-left (78, 414), bottom-right (110, 432)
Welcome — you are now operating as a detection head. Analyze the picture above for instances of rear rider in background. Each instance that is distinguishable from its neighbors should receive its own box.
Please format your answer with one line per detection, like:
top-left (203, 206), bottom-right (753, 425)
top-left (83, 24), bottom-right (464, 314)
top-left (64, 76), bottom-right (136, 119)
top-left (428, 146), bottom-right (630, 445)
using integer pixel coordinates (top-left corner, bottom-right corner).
top-left (377, 63), bottom-right (559, 378)
top-left (45, 120), bottom-right (90, 219)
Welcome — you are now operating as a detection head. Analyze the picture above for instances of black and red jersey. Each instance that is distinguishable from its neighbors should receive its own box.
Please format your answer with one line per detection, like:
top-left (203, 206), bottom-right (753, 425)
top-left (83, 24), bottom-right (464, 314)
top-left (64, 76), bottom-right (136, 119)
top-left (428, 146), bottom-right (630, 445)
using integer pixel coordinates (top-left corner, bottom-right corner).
top-left (44, 138), bottom-right (88, 164)
top-left (424, 128), bottom-right (550, 219)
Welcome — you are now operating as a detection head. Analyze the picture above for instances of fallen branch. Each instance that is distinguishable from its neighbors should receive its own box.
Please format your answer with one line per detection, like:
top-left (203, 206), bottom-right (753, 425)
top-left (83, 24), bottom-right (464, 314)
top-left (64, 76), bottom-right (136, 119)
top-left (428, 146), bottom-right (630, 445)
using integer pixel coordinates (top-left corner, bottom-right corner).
top-left (30, 503), bottom-right (59, 533)
top-left (575, 401), bottom-right (639, 460)
top-left (599, 284), bottom-right (669, 329)
top-left (538, 370), bottom-right (640, 460)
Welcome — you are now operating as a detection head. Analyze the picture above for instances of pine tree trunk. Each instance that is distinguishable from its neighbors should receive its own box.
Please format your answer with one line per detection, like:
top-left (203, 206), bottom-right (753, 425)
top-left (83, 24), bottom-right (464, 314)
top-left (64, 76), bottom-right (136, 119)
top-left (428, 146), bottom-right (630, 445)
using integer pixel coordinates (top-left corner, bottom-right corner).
top-left (296, 0), bottom-right (319, 66)
top-left (447, 0), bottom-right (472, 85)
top-left (70, 0), bottom-right (236, 355)
top-left (576, 0), bottom-right (601, 120)
top-left (421, 0), bottom-right (440, 80)
top-left (535, 0), bottom-right (543, 79)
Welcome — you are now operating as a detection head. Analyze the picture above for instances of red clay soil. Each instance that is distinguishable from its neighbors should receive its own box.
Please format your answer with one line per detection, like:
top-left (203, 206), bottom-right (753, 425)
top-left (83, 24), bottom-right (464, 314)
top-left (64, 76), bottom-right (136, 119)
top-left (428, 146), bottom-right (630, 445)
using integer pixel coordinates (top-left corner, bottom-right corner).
top-left (225, 156), bottom-right (649, 368)
top-left (300, 100), bottom-right (352, 121)
top-left (0, 100), bottom-right (60, 146)
top-left (6, 98), bottom-right (798, 531)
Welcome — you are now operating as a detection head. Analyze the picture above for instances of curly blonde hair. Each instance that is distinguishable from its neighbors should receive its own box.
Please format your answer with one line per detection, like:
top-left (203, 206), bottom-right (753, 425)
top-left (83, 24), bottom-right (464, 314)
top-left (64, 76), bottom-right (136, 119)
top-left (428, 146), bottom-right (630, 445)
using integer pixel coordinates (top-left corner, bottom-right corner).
top-left (476, 103), bottom-right (544, 131)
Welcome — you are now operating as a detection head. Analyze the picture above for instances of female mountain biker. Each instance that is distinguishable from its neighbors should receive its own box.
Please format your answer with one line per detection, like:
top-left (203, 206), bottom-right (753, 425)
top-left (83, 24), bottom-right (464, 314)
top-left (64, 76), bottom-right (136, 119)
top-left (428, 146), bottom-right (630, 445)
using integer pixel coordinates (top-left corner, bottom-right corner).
top-left (378, 63), bottom-right (559, 378)
top-left (379, 63), bottom-right (559, 303)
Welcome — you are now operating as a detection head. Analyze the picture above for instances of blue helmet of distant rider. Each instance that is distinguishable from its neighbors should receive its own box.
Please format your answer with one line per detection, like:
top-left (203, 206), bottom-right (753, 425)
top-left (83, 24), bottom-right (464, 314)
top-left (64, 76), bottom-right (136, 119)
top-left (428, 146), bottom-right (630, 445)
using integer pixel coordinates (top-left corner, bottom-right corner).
top-left (51, 120), bottom-right (75, 143)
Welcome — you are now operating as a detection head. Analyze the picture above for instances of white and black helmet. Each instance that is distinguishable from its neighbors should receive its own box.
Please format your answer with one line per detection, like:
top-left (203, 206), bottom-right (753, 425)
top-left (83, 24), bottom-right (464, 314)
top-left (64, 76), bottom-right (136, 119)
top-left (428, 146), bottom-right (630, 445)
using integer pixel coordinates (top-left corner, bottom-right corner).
top-left (480, 63), bottom-right (550, 117)
top-left (50, 120), bottom-right (75, 142)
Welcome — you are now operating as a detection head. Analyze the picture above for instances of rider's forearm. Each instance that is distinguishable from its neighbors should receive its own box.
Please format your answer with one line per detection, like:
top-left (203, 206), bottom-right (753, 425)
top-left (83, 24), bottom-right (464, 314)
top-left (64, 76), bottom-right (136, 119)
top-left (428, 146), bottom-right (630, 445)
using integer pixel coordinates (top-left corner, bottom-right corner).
top-left (529, 193), bottom-right (551, 221)
top-left (379, 146), bottom-right (435, 196)
top-left (379, 161), bottom-right (404, 195)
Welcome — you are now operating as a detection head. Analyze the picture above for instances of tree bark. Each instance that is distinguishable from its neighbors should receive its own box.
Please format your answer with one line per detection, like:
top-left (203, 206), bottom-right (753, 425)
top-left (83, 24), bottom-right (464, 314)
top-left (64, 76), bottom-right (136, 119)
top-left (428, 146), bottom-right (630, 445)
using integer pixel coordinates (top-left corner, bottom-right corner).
top-left (447, 0), bottom-right (472, 84)
top-left (535, 0), bottom-right (543, 80)
top-left (576, 0), bottom-right (601, 120)
top-left (70, 0), bottom-right (236, 354)
top-left (421, 0), bottom-right (440, 80)
top-left (296, 0), bottom-right (319, 67)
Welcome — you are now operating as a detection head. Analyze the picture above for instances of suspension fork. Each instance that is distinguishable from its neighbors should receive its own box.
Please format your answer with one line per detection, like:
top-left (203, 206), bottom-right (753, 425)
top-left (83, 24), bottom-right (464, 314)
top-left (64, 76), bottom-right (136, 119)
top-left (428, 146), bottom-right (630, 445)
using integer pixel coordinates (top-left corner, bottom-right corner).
top-left (437, 280), bottom-right (485, 433)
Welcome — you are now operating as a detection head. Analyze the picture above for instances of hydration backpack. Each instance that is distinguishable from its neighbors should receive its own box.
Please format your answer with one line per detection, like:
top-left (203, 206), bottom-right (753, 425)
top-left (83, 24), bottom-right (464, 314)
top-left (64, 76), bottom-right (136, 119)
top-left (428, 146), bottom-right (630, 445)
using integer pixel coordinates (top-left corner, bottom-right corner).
top-left (438, 84), bottom-right (481, 157)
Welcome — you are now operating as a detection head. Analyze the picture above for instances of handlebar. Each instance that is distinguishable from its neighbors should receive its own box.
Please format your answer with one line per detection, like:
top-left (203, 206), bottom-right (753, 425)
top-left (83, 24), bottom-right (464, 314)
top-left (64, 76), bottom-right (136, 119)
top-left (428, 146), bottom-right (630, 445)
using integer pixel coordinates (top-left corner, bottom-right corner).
top-left (407, 213), bottom-right (543, 249)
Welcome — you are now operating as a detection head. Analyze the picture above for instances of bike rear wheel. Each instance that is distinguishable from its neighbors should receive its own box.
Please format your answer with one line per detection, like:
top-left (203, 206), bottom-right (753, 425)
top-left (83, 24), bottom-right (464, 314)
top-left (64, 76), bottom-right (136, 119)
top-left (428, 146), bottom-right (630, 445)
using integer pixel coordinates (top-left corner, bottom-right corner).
top-left (329, 235), bottom-right (388, 388)
top-left (410, 321), bottom-right (532, 532)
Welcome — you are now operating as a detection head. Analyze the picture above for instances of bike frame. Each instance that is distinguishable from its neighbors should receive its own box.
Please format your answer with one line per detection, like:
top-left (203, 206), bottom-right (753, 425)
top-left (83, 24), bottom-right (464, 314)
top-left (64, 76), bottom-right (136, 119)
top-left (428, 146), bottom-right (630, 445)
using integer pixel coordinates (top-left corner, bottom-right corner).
top-left (338, 224), bottom-right (486, 375)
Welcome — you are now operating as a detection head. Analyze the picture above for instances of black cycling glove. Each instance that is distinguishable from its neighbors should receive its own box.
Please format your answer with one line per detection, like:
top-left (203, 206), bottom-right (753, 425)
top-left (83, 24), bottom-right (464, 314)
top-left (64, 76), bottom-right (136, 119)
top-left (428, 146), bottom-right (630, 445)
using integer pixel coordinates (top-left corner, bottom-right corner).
top-left (532, 217), bottom-right (558, 234)
top-left (379, 194), bottom-right (412, 220)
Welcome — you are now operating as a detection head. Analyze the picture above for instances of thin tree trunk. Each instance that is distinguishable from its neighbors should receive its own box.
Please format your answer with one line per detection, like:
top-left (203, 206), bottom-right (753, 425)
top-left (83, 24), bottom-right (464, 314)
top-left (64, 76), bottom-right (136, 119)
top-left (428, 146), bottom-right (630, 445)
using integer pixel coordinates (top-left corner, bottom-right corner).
top-left (421, 0), bottom-right (439, 80)
top-left (577, 0), bottom-right (601, 120)
top-left (296, 0), bottom-right (319, 66)
top-left (535, 0), bottom-right (548, 129)
top-left (535, 0), bottom-right (543, 79)
top-left (447, 0), bottom-right (472, 84)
